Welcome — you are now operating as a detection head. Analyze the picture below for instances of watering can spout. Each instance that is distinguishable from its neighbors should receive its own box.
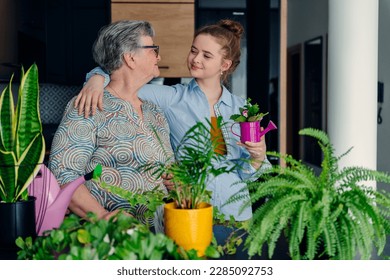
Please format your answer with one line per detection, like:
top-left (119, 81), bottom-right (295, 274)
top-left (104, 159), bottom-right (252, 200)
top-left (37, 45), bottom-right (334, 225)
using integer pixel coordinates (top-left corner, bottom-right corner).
top-left (259, 120), bottom-right (278, 138)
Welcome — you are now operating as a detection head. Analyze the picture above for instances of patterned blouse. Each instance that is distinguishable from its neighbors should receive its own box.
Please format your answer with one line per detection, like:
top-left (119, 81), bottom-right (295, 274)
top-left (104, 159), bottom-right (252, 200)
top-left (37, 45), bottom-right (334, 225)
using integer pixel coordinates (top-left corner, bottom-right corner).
top-left (48, 90), bottom-right (173, 221)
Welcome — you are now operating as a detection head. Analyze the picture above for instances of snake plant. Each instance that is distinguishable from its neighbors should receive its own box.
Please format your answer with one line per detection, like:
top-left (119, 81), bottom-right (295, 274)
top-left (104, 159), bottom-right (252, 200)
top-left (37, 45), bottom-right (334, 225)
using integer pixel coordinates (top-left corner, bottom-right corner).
top-left (229, 128), bottom-right (390, 260)
top-left (0, 64), bottom-right (45, 202)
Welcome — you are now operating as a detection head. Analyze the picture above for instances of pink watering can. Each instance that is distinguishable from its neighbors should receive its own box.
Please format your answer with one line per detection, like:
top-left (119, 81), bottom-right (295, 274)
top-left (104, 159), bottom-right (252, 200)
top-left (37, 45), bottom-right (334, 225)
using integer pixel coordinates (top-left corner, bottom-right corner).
top-left (28, 165), bottom-right (95, 236)
top-left (231, 120), bottom-right (278, 143)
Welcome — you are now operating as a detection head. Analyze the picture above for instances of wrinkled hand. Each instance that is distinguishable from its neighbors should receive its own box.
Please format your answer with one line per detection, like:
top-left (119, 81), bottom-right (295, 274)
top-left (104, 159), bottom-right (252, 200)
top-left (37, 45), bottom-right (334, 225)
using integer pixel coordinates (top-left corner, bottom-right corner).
top-left (237, 131), bottom-right (267, 170)
top-left (74, 74), bottom-right (105, 118)
top-left (162, 173), bottom-right (174, 191)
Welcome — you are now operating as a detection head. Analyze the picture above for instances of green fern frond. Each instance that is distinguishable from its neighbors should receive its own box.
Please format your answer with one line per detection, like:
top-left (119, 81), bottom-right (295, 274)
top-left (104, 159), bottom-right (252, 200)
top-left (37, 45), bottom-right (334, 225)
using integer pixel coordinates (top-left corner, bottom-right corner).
top-left (322, 220), bottom-right (338, 257)
top-left (298, 127), bottom-right (330, 146)
top-left (238, 127), bottom-right (390, 260)
top-left (266, 209), bottom-right (290, 258)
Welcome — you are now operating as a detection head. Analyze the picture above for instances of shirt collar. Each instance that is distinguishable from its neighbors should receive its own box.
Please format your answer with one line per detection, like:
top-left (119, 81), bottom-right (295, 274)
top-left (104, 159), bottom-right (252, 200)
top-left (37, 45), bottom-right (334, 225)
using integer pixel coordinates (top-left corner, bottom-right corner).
top-left (189, 79), bottom-right (233, 108)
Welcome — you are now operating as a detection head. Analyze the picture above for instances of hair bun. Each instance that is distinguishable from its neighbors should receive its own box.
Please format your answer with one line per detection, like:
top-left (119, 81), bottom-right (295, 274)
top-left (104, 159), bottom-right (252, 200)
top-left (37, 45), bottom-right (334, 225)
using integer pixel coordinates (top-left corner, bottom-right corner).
top-left (218, 19), bottom-right (244, 38)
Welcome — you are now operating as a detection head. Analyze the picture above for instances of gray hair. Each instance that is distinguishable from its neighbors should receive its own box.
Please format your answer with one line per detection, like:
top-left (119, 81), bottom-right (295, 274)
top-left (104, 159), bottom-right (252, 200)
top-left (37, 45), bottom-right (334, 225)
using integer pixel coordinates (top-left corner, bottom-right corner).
top-left (92, 20), bottom-right (155, 73)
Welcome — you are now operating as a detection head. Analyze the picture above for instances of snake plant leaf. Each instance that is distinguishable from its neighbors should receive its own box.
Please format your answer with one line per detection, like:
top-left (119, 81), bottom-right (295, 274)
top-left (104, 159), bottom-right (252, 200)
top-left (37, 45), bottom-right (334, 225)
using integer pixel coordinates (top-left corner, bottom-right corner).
top-left (0, 150), bottom-right (17, 201)
top-left (16, 64), bottom-right (42, 159)
top-left (0, 77), bottom-right (15, 152)
top-left (15, 132), bottom-right (45, 201)
top-left (0, 63), bottom-right (45, 202)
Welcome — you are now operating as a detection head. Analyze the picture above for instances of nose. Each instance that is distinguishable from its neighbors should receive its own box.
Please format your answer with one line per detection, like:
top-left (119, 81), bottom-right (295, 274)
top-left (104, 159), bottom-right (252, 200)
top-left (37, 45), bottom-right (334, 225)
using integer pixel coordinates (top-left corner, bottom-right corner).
top-left (192, 53), bottom-right (201, 63)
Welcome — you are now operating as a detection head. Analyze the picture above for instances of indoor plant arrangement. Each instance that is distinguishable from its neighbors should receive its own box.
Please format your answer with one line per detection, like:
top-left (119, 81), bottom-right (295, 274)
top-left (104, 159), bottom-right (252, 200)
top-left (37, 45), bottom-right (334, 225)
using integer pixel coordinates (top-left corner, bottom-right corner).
top-left (15, 212), bottom-right (202, 260)
top-left (15, 167), bottom-right (215, 260)
top-left (230, 98), bottom-right (276, 143)
top-left (147, 118), bottom-right (235, 256)
top-left (0, 64), bottom-right (45, 259)
top-left (230, 128), bottom-right (390, 260)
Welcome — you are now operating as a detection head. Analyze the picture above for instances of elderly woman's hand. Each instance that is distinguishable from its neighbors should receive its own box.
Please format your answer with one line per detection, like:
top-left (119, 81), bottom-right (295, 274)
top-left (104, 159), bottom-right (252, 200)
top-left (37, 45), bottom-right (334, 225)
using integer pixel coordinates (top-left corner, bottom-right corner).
top-left (74, 74), bottom-right (105, 118)
top-left (237, 132), bottom-right (267, 170)
top-left (162, 173), bottom-right (175, 191)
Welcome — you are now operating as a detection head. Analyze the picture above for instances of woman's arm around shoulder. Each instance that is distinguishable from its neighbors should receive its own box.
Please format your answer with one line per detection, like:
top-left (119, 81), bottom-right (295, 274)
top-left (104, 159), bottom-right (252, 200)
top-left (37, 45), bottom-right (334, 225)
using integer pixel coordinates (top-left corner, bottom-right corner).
top-left (75, 67), bottom-right (109, 118)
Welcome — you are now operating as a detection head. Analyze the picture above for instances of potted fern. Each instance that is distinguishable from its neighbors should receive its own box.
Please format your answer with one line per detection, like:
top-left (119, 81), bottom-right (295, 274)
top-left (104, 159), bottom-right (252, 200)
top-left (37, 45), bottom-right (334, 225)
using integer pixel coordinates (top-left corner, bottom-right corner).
top-left (147, 118), bottom-right (235, 257)
top-left (0, 64), bottom-right (45, 259)
top-left (232, 128), bottom-right (390, 260)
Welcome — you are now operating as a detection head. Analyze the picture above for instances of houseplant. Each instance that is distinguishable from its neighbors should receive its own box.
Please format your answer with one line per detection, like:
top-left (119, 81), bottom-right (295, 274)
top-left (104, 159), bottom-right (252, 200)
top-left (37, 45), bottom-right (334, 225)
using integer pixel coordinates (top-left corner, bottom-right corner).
top-left (0, 63), bottom-right (45, 259)
top-left (146, 118), bottom-right (235, 256)
top-left (230, 98), bottom-right (276, 143)
top-left (15, 212), bottom-right (202, 260)
top-left (230, 127), bottom-right (390, 260)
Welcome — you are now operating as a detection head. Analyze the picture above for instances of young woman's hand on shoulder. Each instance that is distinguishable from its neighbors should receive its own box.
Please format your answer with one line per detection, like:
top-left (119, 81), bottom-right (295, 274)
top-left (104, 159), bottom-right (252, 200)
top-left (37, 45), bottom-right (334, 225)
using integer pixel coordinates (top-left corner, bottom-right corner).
top-left (75, 74), bottom-right (105, 118)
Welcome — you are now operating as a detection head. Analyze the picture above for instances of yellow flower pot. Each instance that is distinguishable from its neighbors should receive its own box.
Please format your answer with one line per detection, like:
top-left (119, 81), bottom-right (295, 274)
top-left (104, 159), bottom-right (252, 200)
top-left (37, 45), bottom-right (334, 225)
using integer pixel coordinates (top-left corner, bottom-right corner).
top-left (164, 202), bottom-right (213, 257)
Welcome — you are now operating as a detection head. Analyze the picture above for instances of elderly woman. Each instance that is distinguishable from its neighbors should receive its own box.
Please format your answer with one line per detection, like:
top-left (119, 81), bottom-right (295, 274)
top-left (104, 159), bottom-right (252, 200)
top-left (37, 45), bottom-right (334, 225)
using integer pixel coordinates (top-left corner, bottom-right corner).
top-left (48, 20), bottom-right (173, 224)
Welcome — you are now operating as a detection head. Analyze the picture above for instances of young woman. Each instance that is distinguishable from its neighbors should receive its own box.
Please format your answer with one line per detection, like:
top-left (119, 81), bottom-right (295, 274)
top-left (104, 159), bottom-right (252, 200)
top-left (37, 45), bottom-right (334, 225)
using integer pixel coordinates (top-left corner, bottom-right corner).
top-left (75, 19), bottom-right (271, 223)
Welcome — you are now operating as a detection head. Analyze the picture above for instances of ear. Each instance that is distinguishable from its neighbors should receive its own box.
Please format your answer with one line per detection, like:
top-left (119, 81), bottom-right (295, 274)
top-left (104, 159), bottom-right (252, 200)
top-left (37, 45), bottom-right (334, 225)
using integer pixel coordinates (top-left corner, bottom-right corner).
top-left (221, 59), bottom-right (233, 72)
top-left (123, 52), bottom-right (136, 69)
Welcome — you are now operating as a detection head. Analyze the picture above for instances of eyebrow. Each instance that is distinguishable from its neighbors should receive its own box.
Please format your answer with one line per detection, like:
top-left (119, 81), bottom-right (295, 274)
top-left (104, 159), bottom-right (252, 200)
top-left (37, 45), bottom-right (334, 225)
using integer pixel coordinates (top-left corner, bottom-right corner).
top-left (191, 45), bottom-right (214, 57)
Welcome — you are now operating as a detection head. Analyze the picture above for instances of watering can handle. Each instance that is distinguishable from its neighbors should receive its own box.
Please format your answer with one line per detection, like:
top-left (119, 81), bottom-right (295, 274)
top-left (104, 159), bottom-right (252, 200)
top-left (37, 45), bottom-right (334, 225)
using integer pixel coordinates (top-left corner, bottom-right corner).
top-left (84, 164), bottom-right (102, 181)
top-left (231, 123), bottom-right (240, 137)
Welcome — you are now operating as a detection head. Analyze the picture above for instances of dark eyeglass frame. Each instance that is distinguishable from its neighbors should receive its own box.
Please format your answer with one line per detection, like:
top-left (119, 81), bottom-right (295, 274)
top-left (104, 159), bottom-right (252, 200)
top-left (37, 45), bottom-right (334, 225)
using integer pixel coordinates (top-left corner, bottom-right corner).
top-left (137, 45), bottom-right (159, 57)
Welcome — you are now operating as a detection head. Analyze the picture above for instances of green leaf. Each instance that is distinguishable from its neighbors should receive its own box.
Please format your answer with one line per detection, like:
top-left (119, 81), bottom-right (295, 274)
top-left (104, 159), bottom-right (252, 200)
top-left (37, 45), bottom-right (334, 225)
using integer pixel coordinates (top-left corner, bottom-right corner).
top-left (51, 230), bottom-right (65, 243)
top-left (77, 229), bottom-right (91, 244)
top-left (205, 245), bottom-right (221, 259)
top-left (230, 114), bottom-right (242, 121)
top-left (97, 242), bottom-right (112, 257)
top-left (15, 236), bottom-right (26, 249)
top-left (0, 78), bottom-right (15, 152)
top-left (16, 64), bottom-right (42, 157)
top-left (93, 164), bottom-right (103, 180)
top-left (232, 115), bottom-right (247, 122)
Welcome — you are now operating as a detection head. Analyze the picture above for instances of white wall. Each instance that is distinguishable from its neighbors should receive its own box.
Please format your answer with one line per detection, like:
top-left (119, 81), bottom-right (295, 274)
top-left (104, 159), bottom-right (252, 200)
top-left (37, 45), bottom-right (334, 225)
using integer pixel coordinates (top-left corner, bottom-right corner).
top-left (287, 0), bottom-right (328, 46)
top-left (378, 0), bottom-right (390, 191)
top-left (287, 0), bottom-right (390, 192)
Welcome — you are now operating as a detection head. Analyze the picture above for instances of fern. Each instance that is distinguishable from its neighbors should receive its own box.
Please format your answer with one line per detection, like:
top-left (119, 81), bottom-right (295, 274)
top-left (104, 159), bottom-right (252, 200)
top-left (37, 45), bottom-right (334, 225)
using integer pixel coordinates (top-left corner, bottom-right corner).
top-left (239, 128), bottom-right (390, 260)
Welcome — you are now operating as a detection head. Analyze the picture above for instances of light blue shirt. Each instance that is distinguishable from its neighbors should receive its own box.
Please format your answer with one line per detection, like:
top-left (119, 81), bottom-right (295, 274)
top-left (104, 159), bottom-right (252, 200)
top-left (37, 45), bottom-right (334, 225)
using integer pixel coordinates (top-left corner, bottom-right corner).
top-left (87, 68), bottom-right (271, 221)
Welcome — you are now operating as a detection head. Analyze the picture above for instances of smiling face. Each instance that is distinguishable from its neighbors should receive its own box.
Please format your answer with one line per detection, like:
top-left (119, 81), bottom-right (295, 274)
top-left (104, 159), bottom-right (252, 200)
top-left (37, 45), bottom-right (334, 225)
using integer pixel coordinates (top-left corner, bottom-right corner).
top-left (187, 34), bottom-right (232, 82)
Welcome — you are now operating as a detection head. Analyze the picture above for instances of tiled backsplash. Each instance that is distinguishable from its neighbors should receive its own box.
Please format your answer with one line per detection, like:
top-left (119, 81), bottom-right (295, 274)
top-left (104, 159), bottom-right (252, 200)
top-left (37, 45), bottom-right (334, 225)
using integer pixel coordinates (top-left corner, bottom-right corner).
top-left (0, 83), bottom-right (80, 124)
top-left (39, 84), bottom-right (81, 124)
top-left (0, 83), bottom-right (81, 159)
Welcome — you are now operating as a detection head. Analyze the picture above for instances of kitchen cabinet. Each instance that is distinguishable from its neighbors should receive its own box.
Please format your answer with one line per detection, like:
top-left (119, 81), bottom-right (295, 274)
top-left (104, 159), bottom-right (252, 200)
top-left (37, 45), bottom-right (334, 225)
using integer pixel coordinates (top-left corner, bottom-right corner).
top-left (18, 0), bottom-right (110, 85)
top-left (111, 0), bottom-right (194, 78)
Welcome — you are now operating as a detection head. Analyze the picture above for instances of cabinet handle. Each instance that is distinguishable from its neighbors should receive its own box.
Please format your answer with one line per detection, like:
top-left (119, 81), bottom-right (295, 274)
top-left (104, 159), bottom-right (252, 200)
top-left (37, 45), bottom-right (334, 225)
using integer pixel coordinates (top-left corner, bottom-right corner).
top-left (158, 66), bottom-right (170, 69)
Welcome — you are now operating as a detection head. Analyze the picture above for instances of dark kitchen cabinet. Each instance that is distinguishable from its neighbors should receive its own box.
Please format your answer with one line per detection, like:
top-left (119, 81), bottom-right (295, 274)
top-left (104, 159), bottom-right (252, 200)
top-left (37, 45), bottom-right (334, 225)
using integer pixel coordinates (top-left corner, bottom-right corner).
top-left (18, 0), bottom-right (111, 85)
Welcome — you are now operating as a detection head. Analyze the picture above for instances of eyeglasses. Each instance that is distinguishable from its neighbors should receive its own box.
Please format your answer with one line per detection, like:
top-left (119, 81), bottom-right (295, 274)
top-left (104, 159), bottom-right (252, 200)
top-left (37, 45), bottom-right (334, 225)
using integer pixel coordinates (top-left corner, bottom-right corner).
top-left (137, 45), bottom-right (159, 57)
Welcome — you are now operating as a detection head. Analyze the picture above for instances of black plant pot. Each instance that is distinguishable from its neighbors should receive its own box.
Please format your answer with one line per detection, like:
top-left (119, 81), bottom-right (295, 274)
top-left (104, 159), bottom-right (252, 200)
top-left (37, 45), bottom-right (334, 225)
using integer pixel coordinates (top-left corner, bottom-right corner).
top-left (0, 196), bottom-right (36, 260)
